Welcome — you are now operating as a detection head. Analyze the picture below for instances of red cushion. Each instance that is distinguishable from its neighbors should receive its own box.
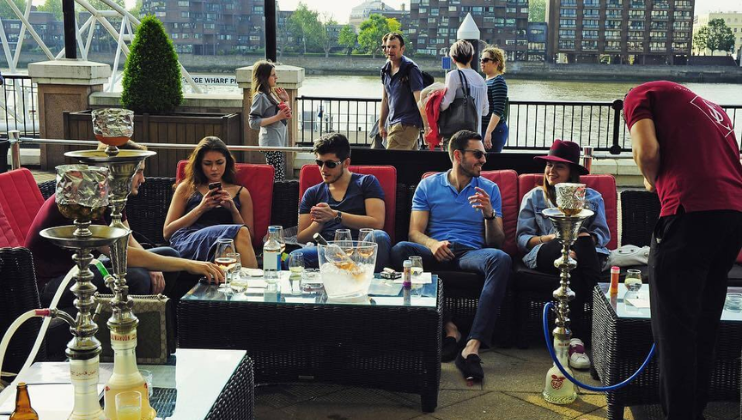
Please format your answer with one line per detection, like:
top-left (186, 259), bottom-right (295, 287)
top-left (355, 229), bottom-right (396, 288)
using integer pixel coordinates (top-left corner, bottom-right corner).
top-left (299, 165), bottom-right (397, 242)
top-left (518, 173), bottom-right (618, 250)
top-left (0, 168), bottom-right (45, 245)
top-left (0, 204), bottom-right (20, 247)
top-left (737, 250), bottom-right (742, 264)
top-left (421, 170), bottom-right (519, 257)
top-left (176, 161), bottom-right (274, 248)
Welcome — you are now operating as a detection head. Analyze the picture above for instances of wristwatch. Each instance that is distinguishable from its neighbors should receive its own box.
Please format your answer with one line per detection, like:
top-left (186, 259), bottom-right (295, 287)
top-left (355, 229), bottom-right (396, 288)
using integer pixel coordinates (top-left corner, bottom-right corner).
top-left (334, 211), bottom-right (343, 224)
top-left (484, 209), bottom-right (496, 220)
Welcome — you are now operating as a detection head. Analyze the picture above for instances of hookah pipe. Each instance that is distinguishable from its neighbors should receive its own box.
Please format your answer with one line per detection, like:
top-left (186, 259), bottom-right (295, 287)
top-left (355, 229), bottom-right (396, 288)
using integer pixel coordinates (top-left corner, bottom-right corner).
top-left (542, 302), bottom-right (656, 392)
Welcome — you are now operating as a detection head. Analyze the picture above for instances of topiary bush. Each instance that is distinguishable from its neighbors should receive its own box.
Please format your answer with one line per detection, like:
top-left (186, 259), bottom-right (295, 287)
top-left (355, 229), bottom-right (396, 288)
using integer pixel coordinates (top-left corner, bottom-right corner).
top-left (121, 15), bottom-right (183, 114)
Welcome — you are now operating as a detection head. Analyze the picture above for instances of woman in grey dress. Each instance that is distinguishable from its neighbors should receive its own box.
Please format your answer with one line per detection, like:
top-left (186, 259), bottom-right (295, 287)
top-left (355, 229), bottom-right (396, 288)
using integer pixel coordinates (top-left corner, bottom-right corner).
top-left (248, 60), bottom-right (292, 181)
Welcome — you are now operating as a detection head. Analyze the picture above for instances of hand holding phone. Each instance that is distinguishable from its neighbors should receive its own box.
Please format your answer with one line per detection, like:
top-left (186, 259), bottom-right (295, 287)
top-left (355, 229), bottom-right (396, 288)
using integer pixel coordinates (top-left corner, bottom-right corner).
top-left (208, 182), bottom-right (222, 196)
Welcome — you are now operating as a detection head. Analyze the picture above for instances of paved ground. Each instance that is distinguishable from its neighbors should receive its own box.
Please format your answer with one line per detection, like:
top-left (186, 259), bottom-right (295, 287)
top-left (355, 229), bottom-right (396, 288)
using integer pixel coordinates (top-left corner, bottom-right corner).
top-left (253, 346), bottom-right (739, 420)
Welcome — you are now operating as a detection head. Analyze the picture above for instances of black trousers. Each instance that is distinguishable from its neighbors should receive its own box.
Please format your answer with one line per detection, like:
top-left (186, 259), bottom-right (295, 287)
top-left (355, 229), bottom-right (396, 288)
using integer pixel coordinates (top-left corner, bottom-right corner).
top-left (41, 247), bottom-right (182, 308)
top-left (536, 236), bottom-right (604, 339)
top-left (649, 210), bottom-right (742, 420)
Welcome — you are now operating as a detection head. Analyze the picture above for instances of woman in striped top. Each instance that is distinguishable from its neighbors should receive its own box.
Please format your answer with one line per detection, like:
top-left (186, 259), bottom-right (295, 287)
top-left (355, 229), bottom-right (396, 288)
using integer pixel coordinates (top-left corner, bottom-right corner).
top-left (480, 47), bottom-right (509, 152)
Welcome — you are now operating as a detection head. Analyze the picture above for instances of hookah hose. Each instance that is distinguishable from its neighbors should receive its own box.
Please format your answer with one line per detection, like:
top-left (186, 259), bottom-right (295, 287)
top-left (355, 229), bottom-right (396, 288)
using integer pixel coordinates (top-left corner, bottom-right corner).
top-left (542, 301), bottom-right (656, 392)
top-left (0, 259), bottom-right (107, 405)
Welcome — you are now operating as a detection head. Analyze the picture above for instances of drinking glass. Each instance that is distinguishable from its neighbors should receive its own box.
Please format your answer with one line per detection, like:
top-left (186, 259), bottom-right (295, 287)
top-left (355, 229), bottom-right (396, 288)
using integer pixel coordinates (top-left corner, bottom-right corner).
top-left (334, 229), bottom-right (353, 252)
top-left (227, 252), bottom-right (245, 292)
top-left (115, 391), bottom-right (141, 420)
top-left (624, 269), bottom-right (642, 292)
top-left (288, 252), bottom-right (305, 295)
top-left (302, 268), bottom-right (323, 292)
top-left (358, 228), bottom-right (374, 243)
top-left (410, 256), bottom-right (424, 297)
top-left (214, 239), bottom-right (236, 289)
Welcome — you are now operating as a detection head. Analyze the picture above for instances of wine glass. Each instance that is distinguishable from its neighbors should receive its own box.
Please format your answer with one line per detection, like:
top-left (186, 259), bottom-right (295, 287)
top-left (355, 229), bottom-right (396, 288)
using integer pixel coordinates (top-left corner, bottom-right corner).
top-left (358, 228), bottom-right (374, 243)
top-left (334, 229), bottom-right (353, 254)
top-left (227, 252), bottom-right (244, 293)
top-left (214, 239), bottom-right (236, 289)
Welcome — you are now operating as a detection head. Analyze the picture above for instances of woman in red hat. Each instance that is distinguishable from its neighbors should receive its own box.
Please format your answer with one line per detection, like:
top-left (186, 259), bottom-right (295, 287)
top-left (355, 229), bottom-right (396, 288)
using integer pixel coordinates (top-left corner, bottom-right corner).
top-left (516, 139), bottom-right (611, 369)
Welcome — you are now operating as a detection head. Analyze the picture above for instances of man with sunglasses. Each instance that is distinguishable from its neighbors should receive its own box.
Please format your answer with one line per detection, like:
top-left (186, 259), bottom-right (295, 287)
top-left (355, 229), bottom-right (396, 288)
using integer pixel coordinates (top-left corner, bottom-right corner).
top-left (293, 133), bottom-right (392, 271)
top-left (391, 130), bottom-right (511, 382)
top-left (380, 32), bottom-right (425, 150)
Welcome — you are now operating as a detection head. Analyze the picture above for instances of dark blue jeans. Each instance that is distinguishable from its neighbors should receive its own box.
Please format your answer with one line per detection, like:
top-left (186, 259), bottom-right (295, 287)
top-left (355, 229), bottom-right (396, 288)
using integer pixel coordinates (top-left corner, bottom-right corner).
top-left (289, 230), bottom-right (392, 273)
top-left (391, 241), bottom-right (512, 347)
top-left (484, 123), bottom-right (509, 153)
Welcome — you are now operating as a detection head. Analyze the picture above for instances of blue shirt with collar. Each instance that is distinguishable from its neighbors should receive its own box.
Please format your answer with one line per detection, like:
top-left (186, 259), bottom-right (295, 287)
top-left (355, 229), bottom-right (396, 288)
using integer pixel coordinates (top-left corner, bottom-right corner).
top-left (412, 171), bottom-right (502, 250)
top-left (381, 55), bottom-right (424, 128)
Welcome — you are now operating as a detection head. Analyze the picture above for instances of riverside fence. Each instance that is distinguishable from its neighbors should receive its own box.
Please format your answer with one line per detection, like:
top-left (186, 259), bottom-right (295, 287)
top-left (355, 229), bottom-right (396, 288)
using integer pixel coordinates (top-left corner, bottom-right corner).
top-left (296, 96), bottom-right (742, 153)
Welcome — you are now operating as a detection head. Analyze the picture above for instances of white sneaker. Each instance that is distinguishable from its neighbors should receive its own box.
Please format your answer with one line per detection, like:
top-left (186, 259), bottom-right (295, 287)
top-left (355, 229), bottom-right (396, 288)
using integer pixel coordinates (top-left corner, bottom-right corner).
top-left (568, 338), bottom-right (590, 370)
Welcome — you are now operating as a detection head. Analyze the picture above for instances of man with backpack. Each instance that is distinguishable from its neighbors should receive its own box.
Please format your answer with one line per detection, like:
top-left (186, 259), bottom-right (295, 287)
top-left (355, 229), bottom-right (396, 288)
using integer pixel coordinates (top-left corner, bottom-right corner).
top-left (379, 32), bottom-right (426, 150)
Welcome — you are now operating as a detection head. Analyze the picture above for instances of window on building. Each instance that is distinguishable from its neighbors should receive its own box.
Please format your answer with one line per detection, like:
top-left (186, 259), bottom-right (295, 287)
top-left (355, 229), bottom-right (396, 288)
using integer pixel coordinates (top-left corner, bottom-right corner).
top-left (675, 0), bottom-right (691, 8)
top-left (449, 6), bottom-right (456, 12)
top-left (584, 0), bottom-right (599, 6)
top-left (506, 39), bottom-right (516, 45)
top-left (507, 7), bottom-right (516, 13)
top-left (419, 7), bottom-right (427, 13)
top-left (583, 19), bottom-right (599, 28)
top-left (528, 42), bottom-right (545, 51)
top-left (654, 1), bottom-right (669, 9)
top-left (629, 10), bottom-right (645, 19)
top-left (180, 11), bottom-right (189, 18)
top-left (582, 30), bottom-right (598, 39)
top-left (505, 19), bottom-right (515, 26)
top-left (605, 30), bottom-right (621, 39)
top-left (582, 40), bottom-right (598, 50)
top-left (171, 33), bottom-right (179, 39)
top-left (651, 10), bottom-right (668, 19)
top-left (649, 41), bottom-right (665, 51)
top-left (607, 0), bottom-right (623, 7)
top-left (431, 8), bottom-right (439, 16)
top-left (630, 1), bottom-right (645, 8)
top-left (651, 21), bottom-right (668, 30)
top-left (606, 41), bottom-right (621, 50)
top-left (628, 41), bottom-right (643, 50)
top-left (177, 1), bottom-right (188, 6)
top-left (561, 0), bottom-right (576, 5)
top-left (559, 29), bottom-right (575, 38)
top-left (583, 9), bottom-right (599, 17)
top-left (605, 20), bottom-right (622, 29)
top-left (559, 19), bottom-right (576, 27)
top-left (560, 8), bottom-right (577, 17)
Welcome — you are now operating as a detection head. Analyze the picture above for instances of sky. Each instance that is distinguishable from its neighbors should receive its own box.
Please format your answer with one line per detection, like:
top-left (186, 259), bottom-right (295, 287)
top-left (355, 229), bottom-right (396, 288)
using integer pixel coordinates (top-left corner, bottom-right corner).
top-left (34, 0), bottom-right (742, 24)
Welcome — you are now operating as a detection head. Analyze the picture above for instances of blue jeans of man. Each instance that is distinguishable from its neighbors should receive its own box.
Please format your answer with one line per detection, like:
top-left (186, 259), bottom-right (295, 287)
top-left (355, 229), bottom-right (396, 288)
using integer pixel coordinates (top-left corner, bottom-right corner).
top-left (290, 230), bottom-right (392, 273)
top-left (391, 241), bottom-right (511, 347)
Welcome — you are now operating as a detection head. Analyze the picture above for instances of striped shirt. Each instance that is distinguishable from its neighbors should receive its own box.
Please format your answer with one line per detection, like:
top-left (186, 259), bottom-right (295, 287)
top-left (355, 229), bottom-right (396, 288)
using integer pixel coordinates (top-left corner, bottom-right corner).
top-left (482, 75), bottom-right (508, 132)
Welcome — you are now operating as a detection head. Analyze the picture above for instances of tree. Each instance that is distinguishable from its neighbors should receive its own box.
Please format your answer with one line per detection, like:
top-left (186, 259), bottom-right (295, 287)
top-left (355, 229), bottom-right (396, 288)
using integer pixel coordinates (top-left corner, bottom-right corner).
top-left (129, 0), bottom-right (143, 18)
top-left (0, 0), bottom-right (26, 20)
top-left (338, 25), bottom-right (357, 55)
top-left (121, 15), bottom-right (182, 114)
top-left (288, 3), bottom-right (323, 54)
top-left (357, 14), bottom-right (391, 58)
top-left (317, 14), bottom-right (339, 58)
top-left (37, 0), bottom-right (62, 20)
top-left (529, 0), bottom-right (546, 22)
top-left (386, 17), bottom-right (400, 33)
top-left (693, 26), bottom-right (709, 55)
top-left (705, 18), bottom-right (735, 55)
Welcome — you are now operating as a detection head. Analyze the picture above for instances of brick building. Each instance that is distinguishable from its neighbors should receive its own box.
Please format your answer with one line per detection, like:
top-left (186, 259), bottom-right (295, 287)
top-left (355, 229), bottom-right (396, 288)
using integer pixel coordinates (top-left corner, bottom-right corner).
top-left (409, 0), bottom-right (529, 61)
top-left (546, 0), bottom-right (694, 65)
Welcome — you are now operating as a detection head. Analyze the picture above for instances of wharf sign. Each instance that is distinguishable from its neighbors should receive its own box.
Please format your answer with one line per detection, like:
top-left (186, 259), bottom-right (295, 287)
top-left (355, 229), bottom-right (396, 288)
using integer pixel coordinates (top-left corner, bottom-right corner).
top-left (182, 74), bottom-right (237, 86)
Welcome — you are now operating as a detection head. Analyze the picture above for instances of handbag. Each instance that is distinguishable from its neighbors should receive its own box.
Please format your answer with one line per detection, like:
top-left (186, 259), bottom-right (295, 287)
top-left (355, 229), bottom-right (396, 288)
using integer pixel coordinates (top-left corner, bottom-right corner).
top-left (94, 294), bottom-right (175, 364)
top-left (605, 245), bottom-right (650, 269)
top-left (438, 70), bottom-right (478, 138)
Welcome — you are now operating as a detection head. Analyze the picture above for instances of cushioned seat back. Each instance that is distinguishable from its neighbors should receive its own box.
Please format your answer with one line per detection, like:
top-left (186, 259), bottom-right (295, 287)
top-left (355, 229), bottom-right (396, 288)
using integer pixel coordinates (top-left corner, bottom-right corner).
top-left (177, 161), bottom-right (274, 248)
top-left (0, 205), bottom-right (20, 248)
top-left (0, 168), bottom-right (45, 246)
top-left (518, 173), bottom-right (618, 250)
top-left (299, 165), bottom-right (397, 242)
top-left (421, 170), bottom-right (519, 258)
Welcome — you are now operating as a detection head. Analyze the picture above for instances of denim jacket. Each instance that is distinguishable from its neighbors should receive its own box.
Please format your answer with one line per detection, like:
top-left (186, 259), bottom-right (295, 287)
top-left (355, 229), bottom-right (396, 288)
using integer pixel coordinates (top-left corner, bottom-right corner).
top-left (516, 186), bottom-right (610, 269)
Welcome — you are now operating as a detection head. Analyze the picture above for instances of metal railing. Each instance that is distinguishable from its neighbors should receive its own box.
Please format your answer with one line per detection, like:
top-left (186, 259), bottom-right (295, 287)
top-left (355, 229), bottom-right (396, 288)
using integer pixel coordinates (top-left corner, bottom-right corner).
top-left (295, 96), bottom-right (742, 154)
top-left (1, 75), bottom-right (39, 139)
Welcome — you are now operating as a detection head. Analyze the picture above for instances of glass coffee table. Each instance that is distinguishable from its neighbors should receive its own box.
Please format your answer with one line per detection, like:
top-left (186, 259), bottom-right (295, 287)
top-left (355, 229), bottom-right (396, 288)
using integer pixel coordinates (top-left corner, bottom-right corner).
top-left (0, 349), bottom-right (253, 420)
top-left (178, 273), bottom-right (443, 412)
top-left (591, 283), bottom-right (742, 419)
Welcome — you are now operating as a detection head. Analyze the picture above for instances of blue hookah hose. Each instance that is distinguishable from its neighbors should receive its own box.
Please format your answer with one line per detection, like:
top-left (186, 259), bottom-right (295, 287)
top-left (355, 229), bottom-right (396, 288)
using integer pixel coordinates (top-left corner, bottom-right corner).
top-left (543, 301), bottom-right (656, 392)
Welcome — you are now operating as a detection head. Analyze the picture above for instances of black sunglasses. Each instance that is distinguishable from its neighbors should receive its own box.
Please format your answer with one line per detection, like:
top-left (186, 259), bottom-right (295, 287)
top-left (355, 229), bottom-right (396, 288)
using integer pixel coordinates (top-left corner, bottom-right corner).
top-left (316, 159), bottom-right (343, 169)
top-left (462, 149), bottom-right (486, 159)
top-left (480, 58), bottom-right (493, 63)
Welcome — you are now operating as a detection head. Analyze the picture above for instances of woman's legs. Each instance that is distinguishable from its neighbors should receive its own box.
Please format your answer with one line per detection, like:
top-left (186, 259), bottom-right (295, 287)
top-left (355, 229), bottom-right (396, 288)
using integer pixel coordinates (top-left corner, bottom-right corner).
top-left (264, 151), bottom-right (285, 182)
top-left (235, 226), bottom-right (258, 268)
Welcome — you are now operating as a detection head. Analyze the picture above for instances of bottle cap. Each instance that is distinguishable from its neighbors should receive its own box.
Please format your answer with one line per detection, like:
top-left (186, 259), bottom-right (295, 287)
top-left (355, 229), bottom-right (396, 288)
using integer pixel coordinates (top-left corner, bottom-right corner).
top-left (403, 260), bottom-right (412, 267)
top-left (611, 266), bottom-right (620, 273)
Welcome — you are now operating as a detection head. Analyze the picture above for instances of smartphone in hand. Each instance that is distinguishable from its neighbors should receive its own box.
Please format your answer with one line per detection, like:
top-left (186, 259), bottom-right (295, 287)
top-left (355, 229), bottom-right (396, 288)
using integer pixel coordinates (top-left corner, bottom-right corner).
top-left (208, 182), bottom-right (222, 196)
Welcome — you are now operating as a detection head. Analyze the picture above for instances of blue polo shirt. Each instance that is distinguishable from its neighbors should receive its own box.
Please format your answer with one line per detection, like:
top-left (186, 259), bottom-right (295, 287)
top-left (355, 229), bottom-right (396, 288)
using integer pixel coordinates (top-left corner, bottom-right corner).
top-left (299, 173), bottom-right (385, 241)
top-left (381, 56), bottom-right (424, 128)
top-left (412, 171), bottom-right (502, 250)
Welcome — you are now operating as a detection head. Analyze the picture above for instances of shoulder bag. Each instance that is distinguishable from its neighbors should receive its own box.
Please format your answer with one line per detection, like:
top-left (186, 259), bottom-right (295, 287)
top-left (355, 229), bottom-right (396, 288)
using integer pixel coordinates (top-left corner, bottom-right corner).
top-left (438, 70), bottom-right (478, 138)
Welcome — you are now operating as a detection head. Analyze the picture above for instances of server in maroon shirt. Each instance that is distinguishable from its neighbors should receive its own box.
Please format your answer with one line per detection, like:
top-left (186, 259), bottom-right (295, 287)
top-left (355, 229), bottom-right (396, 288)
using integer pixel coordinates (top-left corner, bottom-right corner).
top-left (624, 81), bottom-right (742, 420)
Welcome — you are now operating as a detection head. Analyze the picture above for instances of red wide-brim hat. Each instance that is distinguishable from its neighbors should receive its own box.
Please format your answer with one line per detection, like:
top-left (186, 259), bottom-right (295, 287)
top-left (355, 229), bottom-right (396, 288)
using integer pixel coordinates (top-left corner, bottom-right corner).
top-left (534, 139), bottom-right (590, 175)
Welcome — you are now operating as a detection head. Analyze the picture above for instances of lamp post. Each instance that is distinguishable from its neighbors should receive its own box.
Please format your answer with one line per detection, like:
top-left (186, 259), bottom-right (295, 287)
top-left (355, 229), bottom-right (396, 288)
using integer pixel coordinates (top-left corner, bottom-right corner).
top-left (62, 0), bottom-right (76, 59)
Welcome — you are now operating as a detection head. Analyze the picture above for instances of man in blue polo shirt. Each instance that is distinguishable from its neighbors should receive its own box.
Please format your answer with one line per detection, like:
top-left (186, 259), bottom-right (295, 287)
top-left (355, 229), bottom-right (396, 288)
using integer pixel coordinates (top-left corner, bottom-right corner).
top-left (391, 130), bottom-right (511, 382)
top-left (379, 32), bottom-right (424, 150)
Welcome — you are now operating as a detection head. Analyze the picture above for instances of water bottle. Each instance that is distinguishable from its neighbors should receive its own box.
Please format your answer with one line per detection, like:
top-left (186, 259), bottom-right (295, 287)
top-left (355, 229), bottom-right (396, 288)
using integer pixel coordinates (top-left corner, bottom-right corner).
top-left (263, 226), bottom-right (281, 282)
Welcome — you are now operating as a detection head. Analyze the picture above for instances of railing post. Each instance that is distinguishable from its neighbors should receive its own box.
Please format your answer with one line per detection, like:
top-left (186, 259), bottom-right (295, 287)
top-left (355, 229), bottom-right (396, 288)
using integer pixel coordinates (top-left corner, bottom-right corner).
top-left (610, 99), bottom-right (623, 155)
top-left (9, 130), bottom-right (21, 170)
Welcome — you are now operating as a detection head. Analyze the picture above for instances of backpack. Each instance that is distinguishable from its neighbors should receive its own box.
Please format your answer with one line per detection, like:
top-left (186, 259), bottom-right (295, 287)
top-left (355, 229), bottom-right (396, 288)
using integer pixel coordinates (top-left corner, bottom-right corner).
top-left (381, 63), bottom-right (434, 91)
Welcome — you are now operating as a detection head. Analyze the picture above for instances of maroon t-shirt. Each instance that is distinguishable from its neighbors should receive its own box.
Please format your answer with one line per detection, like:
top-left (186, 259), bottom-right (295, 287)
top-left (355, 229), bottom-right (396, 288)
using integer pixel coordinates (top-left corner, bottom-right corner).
top-left (624, 81), bottom-right (742, 217)
top-left (24, 196), bottom-right (125, 291)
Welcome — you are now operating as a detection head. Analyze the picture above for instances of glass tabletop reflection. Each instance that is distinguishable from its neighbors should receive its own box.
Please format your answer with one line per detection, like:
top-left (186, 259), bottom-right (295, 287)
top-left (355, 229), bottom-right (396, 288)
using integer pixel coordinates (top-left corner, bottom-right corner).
top-left (181, 271), bottom-right (439, 309)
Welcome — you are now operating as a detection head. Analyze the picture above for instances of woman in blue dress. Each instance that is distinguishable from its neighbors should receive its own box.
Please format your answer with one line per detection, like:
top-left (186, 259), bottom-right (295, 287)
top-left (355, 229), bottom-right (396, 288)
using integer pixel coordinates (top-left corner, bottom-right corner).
top-left (164, 136), bottom-right (258, 268)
